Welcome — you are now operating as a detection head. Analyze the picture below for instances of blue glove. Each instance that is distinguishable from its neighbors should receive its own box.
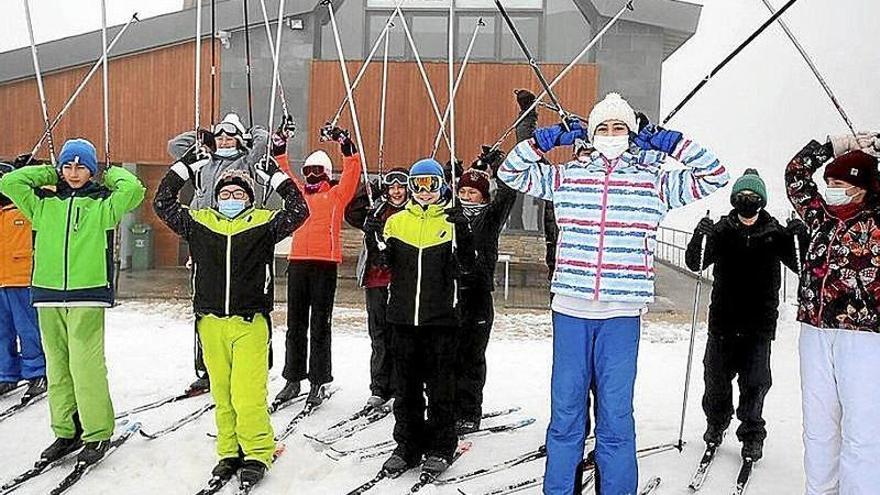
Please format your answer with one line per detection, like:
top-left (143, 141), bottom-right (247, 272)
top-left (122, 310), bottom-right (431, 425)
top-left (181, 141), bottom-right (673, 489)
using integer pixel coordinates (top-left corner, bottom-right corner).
top-left (533, 119), bottom-right (587, 153)
top-left (633, 124), bottom-right (683, 154)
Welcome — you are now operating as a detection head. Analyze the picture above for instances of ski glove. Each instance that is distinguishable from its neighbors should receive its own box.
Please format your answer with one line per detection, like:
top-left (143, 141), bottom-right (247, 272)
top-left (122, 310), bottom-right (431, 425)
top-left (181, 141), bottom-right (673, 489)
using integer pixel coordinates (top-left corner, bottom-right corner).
top-left (828, 132), bottom-right (880, 157)
top-left (255, 156), bottom-right (282, 186)
top-left (362, 213), bottom-right (385, 236)
top-left (786, 217), bottom-right (809, 238)
top-left (694, 217), bottom-right (715, 237)
top-left (472, 146), bottom-right (505, 174)
top-left (444, 205), bottom-right (470, 226)
top-left (633, 124), bottom-right (682, 154)
top-left (271, 130), bottom-right (288, 157)
top-left (533, 119), bottom-right (587, 153)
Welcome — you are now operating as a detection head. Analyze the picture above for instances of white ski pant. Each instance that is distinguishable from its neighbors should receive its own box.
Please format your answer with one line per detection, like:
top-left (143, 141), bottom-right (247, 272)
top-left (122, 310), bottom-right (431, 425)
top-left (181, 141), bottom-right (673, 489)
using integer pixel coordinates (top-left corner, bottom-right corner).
top-left (799, 323), bottom-right (880, 495)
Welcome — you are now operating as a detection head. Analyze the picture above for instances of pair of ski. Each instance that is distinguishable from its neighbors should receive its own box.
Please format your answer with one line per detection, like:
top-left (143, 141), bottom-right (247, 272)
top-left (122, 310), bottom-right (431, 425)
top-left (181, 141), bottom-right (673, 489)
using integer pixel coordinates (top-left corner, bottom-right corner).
top-left (688, 443), bottom-right (756, 495)
top-left (346, 440), bottom-right (473, 495)
top-left (456, 442), bottom-right (675, 495)
top-left (114, 386), bottom-right (210, 419)
top-left (0, 391), bottom-right (47, 423)
top-left (327, 407), bottom-right (526, 461)
top-left (0, 421), bottom-right (141, 495)
top-left (303, 399), bottom-right (394, 445)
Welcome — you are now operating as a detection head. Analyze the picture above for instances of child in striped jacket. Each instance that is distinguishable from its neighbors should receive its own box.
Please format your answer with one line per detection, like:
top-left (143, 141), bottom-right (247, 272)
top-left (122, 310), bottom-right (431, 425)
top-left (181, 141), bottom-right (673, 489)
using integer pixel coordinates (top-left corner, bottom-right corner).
top-left (498, 92), bottom-right (729, 495)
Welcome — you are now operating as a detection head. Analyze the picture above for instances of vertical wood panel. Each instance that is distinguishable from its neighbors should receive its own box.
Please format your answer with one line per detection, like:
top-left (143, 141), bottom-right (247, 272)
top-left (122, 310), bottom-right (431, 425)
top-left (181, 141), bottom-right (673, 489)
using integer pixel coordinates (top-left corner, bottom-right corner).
top-left (307, 61), bottom-right (599, 170)
top-left (0, 39), bottom-right (219, 165)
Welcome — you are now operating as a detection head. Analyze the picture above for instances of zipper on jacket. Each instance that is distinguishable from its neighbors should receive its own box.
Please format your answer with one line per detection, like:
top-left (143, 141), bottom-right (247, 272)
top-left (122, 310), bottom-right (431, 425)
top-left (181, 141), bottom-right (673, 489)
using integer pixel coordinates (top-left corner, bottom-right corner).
top-left (817, 221), bottom-right (843, 322)
top-left (225, 233), bottom-right (232, 315)
top-left (264, 264), bottom-right (271, 294)
top-left (62, 193), bottom-right (76, 292)
top-left (74, 207), bottom-right (81, 232)
top-left (592, 160), bottom-right (614, 300)
top-left (414, 209), bottom-right (427, 326)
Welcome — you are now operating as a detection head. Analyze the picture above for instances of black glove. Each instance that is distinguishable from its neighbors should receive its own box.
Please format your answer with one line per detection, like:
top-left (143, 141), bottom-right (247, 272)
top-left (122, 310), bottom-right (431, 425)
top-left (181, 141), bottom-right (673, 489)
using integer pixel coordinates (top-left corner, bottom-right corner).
top-left (515, 89), bottom-right (537, 113)
top-left (445, 160), bottom-right (464, 183)
top-left (363, 213), bottom-right (384, 236)
top-left (271, 130), bottom-right (288, 157)
top-left (444, 205), bottom-right (470, 226)
top-left (320, 124), bottom-right (356, 157)
top-left (695, 217), bottom-right (714, 237)
top-left (634, 112), bottom-right (650, 133)
top-left (12, 153), bottom-right (33, 168)
top-left (197, 128), bottom-right (216, 154)
top-left (472, 145), bottom-right (505, 174)
top-left (280, 114), bottom-right (296, 134)
top-left (786, 217), bottom-right (808, 238)
top-left (255, 156), bottom-right (282, 185)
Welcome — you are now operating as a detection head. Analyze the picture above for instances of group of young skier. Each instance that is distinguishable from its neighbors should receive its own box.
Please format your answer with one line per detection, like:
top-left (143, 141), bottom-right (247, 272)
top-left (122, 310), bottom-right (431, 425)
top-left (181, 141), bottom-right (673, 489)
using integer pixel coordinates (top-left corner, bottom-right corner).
top-left (1, 83), bottom-right (879, 494)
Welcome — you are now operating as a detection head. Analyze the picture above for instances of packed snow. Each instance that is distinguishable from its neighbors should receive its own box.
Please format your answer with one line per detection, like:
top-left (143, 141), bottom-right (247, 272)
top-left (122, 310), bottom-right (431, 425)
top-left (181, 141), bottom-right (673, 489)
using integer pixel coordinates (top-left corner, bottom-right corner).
top-left (0, 299), bottom-right (806, 494)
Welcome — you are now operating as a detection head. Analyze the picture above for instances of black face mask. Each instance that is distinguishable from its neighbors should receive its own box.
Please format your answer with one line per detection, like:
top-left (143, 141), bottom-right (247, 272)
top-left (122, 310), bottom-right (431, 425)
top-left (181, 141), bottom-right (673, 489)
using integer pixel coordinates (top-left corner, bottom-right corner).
top-left (305, 173), bottom-right (329, 185)
top-left (732, 194), bottom-right (763, 219)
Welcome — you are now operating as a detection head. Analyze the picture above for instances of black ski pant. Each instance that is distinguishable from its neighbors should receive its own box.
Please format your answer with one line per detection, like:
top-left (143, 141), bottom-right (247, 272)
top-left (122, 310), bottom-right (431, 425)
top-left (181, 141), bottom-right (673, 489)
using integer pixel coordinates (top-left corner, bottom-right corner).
top-left (194, 322), bottom-right (208, 379)
top-left (702, 333), bottom-right (772, 443)
top-left (454, 288), bottom-right (494, 421)
top-left (283, 261), bottom-right (337, 385)
top-left (365, 286), bottom-right (393, 399)
top-left (391, 323), bottom-right (457, 462)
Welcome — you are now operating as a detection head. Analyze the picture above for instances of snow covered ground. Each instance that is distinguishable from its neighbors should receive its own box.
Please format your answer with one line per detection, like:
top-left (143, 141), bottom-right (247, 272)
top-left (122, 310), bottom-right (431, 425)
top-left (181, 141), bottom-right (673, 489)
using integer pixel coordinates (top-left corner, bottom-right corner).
top-left (0, 299), bottom-right (806, 494)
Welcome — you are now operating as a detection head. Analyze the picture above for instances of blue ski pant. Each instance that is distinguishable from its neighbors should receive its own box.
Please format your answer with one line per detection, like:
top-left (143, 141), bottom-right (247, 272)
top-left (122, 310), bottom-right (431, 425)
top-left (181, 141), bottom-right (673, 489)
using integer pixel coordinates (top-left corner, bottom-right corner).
top-left (544, 312), bottom-right (640, 495)
top-left (0, 287), bottom-right (45, 382)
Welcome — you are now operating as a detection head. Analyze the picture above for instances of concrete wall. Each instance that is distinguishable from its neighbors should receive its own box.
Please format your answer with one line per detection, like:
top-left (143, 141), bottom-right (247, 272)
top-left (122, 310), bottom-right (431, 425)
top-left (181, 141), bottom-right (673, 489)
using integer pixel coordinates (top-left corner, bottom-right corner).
top-left (592, 18), bottom-right (665, 121)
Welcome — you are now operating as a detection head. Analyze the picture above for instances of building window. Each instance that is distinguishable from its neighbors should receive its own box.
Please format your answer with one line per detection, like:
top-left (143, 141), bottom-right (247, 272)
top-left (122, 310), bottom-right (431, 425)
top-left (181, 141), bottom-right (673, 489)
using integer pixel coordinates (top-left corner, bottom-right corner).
top-left (410, 13), bottom-right (449, 60)
top-left (456, 14), bottom-right (495, 60)
top-left (366, 12), bottom-right (407, 59)
top-left (499, 14), bottom-right (540, 61)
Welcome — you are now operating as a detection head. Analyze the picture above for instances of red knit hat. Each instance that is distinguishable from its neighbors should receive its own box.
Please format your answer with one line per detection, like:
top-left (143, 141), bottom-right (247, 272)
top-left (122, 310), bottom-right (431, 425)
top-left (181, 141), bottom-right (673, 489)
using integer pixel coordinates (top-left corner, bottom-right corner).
top-left (824, 150), bottom-right (880, 192)
top-left (458, 168), bottom-right (490, 201)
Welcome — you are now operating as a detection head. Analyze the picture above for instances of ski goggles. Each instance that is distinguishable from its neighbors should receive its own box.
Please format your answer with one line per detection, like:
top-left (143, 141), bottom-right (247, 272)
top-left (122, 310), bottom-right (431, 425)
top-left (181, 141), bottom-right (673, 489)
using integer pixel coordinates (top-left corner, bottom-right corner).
top-left (302, 165), bottom-right (327, 177)
top-left (408, 175), bottom-right (443, 194)
top-left (212, 122), bottom-right (242, 137)
top-left (382, 170), bottom-right (408, 187)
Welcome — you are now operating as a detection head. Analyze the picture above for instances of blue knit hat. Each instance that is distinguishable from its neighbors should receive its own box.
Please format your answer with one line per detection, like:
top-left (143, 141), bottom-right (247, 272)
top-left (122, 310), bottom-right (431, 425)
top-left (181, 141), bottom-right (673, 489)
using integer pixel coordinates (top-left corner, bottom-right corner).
top-left (409, 158), bottom-right (444, 178)
top-left (58, 139), bottom-right (98, 176)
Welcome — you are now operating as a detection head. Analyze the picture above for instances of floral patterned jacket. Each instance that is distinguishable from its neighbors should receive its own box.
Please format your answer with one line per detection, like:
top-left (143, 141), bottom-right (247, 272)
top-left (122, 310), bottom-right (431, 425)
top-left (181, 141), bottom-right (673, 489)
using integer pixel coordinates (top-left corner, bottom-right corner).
top-left (786, 140), bottom-right (880, 332)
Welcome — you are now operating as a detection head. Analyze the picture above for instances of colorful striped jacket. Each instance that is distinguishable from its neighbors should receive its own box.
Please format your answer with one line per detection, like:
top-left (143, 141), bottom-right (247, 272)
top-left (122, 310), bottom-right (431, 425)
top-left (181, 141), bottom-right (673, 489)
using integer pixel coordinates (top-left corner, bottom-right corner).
top-left (499, 138), bottom-right (729, 303)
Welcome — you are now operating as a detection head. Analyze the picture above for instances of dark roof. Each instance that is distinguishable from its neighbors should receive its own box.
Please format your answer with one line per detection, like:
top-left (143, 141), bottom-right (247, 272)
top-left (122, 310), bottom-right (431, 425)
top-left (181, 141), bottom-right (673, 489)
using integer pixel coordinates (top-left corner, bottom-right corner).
top-left (0, 0), bottom-right (319, 84)
top-left (575, 0), bottom-right (702, 59)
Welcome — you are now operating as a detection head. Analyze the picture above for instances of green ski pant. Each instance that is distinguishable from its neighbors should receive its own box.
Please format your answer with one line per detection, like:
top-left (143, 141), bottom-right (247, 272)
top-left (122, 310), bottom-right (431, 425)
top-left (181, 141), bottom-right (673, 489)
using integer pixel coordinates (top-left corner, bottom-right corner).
top-left (37, 307), bottom-right (114, 442)
top-left (198, 313), bottom-right (275, 467)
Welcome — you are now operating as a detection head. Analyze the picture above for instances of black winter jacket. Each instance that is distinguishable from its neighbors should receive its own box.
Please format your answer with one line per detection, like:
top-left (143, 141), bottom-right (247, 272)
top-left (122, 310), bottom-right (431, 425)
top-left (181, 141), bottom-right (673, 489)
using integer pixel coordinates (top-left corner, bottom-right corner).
top-left (154, 168), bottom-right (309, 317)
top-left (462, 178), bottom-right (518, 292)
top-left (685, 210), bottom-right (805, 340)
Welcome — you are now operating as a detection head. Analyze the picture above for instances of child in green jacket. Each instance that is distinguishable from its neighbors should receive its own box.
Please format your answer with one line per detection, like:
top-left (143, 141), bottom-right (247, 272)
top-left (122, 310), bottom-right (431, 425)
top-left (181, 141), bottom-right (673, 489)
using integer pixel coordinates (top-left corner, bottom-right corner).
top-left (0, 138), bottom-right (145, 466)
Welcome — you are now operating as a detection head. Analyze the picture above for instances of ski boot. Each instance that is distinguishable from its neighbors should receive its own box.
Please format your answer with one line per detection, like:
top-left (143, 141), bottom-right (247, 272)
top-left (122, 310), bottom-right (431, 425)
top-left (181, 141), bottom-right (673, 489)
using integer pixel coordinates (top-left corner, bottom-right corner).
top-left (211, 456), bottom-right (242, 480)
top-left (186, 376), bottom-right (210, 395)
top-left (274, 380), bottom-right (301, 404)
top-left (741, 439), bottom-right (763, 461)
top-left (41, 437), bottom-right (84, 463)
top-left (455, 418), bottom-right (481, 436)
top-left (421, 455), bottom-right (450, 477)
top-left (23, 376), bottom-right (47, 400)
top-left (306, 383), bottom-right (327, 406)
top-left (364, 395), bottom-right (389, 411)
top-left (77, 440), bottom-right (110, 466)
top-left (238, 460), bottom-right (267, 486)
top-left (0, 381), bottom-right (19, 397)
top-left (703, 422), bottom-right (728, 447)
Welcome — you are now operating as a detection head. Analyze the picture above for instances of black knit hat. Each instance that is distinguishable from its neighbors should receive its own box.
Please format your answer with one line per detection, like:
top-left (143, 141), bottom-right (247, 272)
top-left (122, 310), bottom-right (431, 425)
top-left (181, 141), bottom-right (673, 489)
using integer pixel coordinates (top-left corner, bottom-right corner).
top-left (214, 170), bottom-right (256, 203)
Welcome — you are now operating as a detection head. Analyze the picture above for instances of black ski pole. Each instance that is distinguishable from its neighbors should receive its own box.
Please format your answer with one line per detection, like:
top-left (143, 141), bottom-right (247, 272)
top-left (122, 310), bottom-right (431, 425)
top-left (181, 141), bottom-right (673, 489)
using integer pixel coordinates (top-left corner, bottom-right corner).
top-left (759, 0), bottom-right (856, 137)
top-left (494, 0), bottom-right (587, 154)
top-left (663, 0), bottom-right (801, 125)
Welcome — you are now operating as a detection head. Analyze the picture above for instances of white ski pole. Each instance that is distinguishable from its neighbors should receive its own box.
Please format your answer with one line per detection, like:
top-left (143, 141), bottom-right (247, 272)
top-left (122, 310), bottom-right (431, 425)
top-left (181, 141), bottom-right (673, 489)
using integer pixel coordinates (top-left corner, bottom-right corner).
top-left (257, 0), bottom-right (286, 207)
top-left (194, 0), bottom-right (203, 133)
top-left (22, 0), bottom-right (56, 166)
top-left (325, 0), bottom-right (373, 208)
top-left (100, 0), bottom-right (111, 166)
top-left (378, 18), bottom-right (391, 177)
top-left (448, 0), bottom-right (456, 203)
top-left (258, 0), bottom-right (290, 119)
top-left (677, 210), bottom-right (711, 451)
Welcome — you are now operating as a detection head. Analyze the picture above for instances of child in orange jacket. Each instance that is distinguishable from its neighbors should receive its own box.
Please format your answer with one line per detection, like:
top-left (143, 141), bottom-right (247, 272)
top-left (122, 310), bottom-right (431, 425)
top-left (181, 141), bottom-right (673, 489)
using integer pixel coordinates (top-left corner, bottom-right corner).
top-left (272, 125), bottom-right (361, 406)
top-left (0, 160), bottom-right (46, 400)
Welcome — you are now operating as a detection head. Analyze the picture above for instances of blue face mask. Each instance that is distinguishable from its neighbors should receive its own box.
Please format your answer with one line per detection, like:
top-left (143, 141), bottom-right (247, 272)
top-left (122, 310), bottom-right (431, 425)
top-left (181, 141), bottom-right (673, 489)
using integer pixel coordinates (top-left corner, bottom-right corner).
top-left (217, 199), bottom-right (247, 218)
top-left (215, 147), bottom-right (239, 158)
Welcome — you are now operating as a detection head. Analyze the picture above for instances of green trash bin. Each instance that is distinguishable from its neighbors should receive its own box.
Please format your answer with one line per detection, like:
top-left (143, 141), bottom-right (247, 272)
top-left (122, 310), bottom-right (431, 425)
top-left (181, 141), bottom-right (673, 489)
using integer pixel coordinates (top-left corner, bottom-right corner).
top-left (130, 223), bottom-right (153, 271)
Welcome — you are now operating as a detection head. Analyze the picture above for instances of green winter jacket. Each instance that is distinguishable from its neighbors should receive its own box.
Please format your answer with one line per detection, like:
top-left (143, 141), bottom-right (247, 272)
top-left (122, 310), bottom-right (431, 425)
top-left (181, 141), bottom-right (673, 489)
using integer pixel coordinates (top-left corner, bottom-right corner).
top-left (0, 165), bottom-right (146, 305)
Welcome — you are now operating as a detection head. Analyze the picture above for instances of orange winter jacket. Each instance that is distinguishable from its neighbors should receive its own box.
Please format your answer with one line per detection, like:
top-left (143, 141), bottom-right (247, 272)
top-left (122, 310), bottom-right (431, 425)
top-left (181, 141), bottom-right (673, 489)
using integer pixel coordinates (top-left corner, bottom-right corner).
top-left (0, 204), bottom-right (34, 287)
top-left (277, 153), bottom-right (361, 263)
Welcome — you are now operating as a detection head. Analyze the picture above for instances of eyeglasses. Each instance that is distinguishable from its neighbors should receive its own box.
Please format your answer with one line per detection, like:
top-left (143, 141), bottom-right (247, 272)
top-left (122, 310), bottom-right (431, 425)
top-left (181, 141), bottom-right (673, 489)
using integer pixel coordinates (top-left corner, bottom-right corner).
top-left (408, 175), bottom-right (442, 194)
top-left (302, 165), bottom-right (327, 177)
top-left (213, 122), bottom-right (241, 137)
top-left (217, 189), bottom-right (249, 200)
top-left (383, 171), bottom-right (408, 186)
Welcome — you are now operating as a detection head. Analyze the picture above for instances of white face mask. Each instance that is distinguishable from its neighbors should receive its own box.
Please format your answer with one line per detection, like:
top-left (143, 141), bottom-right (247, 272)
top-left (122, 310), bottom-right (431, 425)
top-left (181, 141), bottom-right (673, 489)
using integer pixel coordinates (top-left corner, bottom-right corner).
top-left (215, 147), bottom-right (239, 158)
top-left (824, 186), bottom-right (855, 206)
top-left (592, 135), bottom-right (629, 159)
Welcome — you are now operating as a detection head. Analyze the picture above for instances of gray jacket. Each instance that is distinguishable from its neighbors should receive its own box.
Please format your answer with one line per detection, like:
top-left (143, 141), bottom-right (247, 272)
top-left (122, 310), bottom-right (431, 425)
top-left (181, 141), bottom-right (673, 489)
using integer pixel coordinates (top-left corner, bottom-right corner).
top-left (167, 126), bottom-right (269, 209)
